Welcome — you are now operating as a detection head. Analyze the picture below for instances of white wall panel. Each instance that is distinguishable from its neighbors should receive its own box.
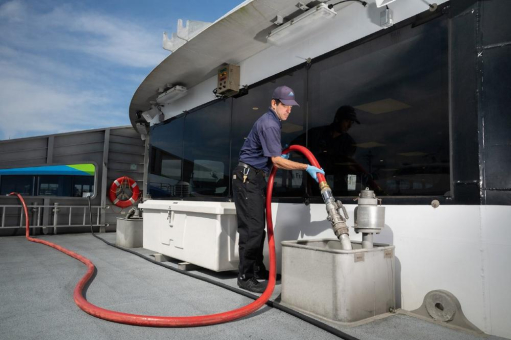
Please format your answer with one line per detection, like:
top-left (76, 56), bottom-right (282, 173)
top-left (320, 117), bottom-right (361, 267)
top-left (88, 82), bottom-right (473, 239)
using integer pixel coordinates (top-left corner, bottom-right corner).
top-left (481, 206), bottom-right (511, 338)
top-left (259, 203), bottom-right (511, 335)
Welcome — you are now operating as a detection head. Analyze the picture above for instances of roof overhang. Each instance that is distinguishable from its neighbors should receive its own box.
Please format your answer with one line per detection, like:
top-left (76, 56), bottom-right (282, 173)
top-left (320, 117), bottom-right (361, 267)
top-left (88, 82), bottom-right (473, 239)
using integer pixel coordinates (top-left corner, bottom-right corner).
top-left (129, 0), bottom-right (349, 132)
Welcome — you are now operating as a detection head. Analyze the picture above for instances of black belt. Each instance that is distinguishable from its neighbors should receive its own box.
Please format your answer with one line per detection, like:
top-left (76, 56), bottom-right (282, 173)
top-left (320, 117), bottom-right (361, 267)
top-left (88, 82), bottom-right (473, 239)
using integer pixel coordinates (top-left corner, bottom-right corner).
top-left (238, 162), bottom-right (266, 176)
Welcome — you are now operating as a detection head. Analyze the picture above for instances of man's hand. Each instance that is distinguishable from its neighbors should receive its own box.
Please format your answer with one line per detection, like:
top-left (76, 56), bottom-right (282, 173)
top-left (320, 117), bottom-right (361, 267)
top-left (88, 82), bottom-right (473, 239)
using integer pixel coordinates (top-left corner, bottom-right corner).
top-left (281, 144), bottom-right (290, 159)
top-left (305, 165), bottom-right (325, 183)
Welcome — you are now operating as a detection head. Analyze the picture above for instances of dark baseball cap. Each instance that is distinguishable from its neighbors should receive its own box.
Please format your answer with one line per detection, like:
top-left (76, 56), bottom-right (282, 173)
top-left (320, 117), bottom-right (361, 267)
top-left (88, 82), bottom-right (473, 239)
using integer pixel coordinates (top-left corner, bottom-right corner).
top-left (272, 86), bottom-right (300, 106)
top-left (335, 105), bottom-right (360, 124)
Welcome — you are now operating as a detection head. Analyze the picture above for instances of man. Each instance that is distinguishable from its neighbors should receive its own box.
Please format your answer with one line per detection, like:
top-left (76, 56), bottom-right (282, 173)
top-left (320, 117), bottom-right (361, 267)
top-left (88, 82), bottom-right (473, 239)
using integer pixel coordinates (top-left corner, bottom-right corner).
top-left (300, 105), bottom-right (360, 194)
top-left (306, 105), bottom-right (359, 159)
top-left (232, 85), bottom-right (325, 293)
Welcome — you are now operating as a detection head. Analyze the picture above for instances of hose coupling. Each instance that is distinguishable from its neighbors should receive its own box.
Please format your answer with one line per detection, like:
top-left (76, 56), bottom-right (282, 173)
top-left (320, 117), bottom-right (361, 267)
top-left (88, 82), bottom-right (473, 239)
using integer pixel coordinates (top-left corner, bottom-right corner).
top-left (321, 186), bottom-right (352, 250)
top-left (332, 222), bottom-right (349, 238)
top-left (319, 181), bottom-right (330, 191)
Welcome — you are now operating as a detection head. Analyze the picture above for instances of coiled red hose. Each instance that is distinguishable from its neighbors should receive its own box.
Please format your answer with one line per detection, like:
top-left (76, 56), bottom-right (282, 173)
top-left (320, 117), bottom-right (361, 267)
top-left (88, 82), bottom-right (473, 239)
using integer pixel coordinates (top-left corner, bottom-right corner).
top-left (10, 145), bottom-right (325, 327)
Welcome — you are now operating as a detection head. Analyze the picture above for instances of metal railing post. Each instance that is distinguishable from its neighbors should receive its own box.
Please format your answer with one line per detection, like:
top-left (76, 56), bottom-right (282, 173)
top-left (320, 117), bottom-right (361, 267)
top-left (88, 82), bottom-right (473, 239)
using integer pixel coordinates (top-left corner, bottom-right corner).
top-left (37, 205), bottom-right (41, 227)
top-left (53, 203), bottom-right (59, 235)
top-left (1, 207), bottom-right (5, 228)
top-left (19, 206), bottom-right (24, 228)
top-left (31, 203), bottom-right (38, 235)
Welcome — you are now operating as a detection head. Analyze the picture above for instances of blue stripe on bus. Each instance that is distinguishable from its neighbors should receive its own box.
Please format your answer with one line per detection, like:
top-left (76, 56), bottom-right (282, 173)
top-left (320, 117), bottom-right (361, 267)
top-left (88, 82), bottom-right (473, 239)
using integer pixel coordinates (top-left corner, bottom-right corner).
top-left (0, 165), bottom-right (93, 176)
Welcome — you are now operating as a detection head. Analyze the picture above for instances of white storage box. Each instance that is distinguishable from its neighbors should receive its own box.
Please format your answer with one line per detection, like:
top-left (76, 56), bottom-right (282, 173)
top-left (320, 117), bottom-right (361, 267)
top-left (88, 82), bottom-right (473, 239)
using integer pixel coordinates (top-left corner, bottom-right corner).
top-left (139, 200), bottom-right (238, 272)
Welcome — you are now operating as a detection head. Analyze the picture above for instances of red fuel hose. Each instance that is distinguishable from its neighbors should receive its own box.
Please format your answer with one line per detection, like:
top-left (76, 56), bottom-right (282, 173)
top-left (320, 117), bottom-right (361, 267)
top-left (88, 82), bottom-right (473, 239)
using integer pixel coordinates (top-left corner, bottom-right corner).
top-left (10, 145), bottom-right (325, 327)
top-left (280, 145), bottom-right (327, 184)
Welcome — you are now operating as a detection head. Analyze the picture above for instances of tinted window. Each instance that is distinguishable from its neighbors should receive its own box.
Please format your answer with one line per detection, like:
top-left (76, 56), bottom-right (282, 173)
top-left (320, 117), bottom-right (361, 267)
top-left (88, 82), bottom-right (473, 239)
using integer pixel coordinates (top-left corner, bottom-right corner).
top-left (231, 68), bottom-right (307, 197)
top-left (183, 100), bottom-right (232, 197)
top-left (72, 176), bottom-right (94, 197)
top-left (0, 175), bottom-right (33, 195)
top-left (148, 16), bottom-right (449, 201)
top-left (37, 176), bottom-right (66, 196)
top-left (149, 116), bottom-right (184, 198)
top-left (307, 17), bottom-right (449, 197)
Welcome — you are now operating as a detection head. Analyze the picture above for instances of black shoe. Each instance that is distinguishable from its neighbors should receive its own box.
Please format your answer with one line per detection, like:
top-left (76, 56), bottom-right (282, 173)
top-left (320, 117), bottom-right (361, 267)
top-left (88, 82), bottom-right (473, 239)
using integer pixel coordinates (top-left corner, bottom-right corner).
top-left (237, 277), bottom-right (268, 293)
top-left (254, 264), bottom-right (269, 280)
top-left (254, 269), bottom-right (281, 281)
top-left (254, 268), bottom-right (270, 280)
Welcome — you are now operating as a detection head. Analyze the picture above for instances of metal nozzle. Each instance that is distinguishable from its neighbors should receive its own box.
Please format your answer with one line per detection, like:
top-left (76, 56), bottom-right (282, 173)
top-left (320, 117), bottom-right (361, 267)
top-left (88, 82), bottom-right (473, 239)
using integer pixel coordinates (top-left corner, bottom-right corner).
top-left (320, 185), bottom-right (352, 250)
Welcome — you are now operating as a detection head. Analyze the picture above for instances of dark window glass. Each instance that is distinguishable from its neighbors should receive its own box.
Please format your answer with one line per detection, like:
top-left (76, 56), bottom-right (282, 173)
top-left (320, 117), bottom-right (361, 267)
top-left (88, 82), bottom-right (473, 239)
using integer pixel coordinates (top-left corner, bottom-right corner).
top-left (72, 176), bottom-right (94, 197)
top-left (1, 175), bottom-right (94, 197)
top-left (36, 175), bottom-right (92, 197)
top-left (231, 68), bottom-right (307, 197)
top-left (307, 17), bottom-right (449, 197)
top-left (183, 100), bottom-right (232, 197)
top-left (38, 176), bottom-right (65, 196)
top-left (149, 116), bottom-right (184, 198)
top-left (0, 175), bottom-right (33, 195)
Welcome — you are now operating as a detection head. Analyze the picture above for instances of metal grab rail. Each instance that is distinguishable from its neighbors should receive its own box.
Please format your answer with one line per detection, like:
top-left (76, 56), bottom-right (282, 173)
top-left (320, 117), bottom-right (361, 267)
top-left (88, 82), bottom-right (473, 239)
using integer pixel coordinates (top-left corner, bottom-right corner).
top-left (0, 203), bottom-right (103, 233)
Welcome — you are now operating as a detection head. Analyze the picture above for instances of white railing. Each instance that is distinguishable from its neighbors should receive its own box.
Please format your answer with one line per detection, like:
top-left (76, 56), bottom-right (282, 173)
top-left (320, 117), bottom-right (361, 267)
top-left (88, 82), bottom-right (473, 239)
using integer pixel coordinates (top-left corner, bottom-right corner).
top-left (0, 203), bottom-right (103, 234)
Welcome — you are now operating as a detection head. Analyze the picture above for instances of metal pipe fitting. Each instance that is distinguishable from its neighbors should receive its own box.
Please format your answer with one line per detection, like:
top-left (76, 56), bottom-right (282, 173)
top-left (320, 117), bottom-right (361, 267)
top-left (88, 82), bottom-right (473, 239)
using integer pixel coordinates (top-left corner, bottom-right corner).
top-left (321, 185), bottom-right (352, 250)
top-left (354, 188), bottom-right (385, 249)
top-left (362, 233), bottom-right (374, 249)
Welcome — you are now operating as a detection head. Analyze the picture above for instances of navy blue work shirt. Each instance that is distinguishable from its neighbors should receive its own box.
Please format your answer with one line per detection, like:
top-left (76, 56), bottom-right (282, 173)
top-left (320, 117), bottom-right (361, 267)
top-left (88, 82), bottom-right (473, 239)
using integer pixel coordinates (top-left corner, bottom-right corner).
top-left (239, 108), bottom-right (282, 174)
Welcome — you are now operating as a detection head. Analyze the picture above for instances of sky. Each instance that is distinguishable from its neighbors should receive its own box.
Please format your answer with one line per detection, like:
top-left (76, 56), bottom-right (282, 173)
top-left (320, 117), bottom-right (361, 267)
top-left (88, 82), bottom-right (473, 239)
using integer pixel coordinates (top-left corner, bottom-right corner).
top-left (0, 0), bottom-right (243, 140)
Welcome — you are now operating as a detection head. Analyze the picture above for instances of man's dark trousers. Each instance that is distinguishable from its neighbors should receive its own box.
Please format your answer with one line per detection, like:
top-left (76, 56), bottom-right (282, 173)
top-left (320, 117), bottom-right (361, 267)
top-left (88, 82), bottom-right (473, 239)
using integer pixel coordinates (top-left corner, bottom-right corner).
top-left (232, 165), bottom-right (267, 279)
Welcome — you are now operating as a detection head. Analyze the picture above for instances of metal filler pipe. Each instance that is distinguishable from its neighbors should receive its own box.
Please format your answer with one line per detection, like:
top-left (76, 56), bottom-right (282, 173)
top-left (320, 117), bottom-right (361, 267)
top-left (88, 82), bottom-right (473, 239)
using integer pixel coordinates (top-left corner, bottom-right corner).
top-left (283, 145), bottom-right (352, 250)
top-left (320, 182), bottom-right (352, 250)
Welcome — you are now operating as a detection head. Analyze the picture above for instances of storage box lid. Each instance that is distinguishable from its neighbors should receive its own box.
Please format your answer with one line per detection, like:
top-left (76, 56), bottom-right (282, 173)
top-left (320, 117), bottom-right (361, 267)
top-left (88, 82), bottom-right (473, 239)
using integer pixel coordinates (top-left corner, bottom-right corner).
top-left (139, 200), bottom-right (236, 215)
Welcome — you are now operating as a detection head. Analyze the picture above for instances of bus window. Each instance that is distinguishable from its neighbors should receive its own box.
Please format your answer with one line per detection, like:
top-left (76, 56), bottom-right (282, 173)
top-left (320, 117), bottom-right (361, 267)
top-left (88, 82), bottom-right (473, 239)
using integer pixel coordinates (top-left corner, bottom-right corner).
top-left (0, 164), bottom-right (96, 197)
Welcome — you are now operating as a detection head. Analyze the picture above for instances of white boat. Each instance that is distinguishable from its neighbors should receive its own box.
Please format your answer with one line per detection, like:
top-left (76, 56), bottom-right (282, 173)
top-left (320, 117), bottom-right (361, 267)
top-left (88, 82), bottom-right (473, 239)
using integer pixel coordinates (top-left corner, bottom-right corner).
top-left (129, 1), bottom-right (511, 338)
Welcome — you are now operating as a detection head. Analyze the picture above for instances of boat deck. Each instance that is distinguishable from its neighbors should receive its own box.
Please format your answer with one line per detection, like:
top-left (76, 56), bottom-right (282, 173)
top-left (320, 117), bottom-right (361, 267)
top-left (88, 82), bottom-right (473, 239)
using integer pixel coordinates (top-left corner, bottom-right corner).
top-left (0, 233), bottom-right (506, 340)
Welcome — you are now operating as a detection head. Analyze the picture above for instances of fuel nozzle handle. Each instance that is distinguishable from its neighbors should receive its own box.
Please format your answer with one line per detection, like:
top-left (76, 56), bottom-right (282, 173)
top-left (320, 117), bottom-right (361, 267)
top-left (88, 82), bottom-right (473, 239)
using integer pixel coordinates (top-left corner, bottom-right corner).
top-left (282, 145), bottom-right (353, 250)
top-left (321, 184), bottom-right (352, 250)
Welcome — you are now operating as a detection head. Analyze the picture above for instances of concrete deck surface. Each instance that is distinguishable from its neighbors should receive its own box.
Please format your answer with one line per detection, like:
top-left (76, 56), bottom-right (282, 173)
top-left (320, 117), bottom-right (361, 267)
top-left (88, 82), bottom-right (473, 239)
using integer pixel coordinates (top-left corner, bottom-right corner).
top-left (0, 233), bottom-right (506, 340)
